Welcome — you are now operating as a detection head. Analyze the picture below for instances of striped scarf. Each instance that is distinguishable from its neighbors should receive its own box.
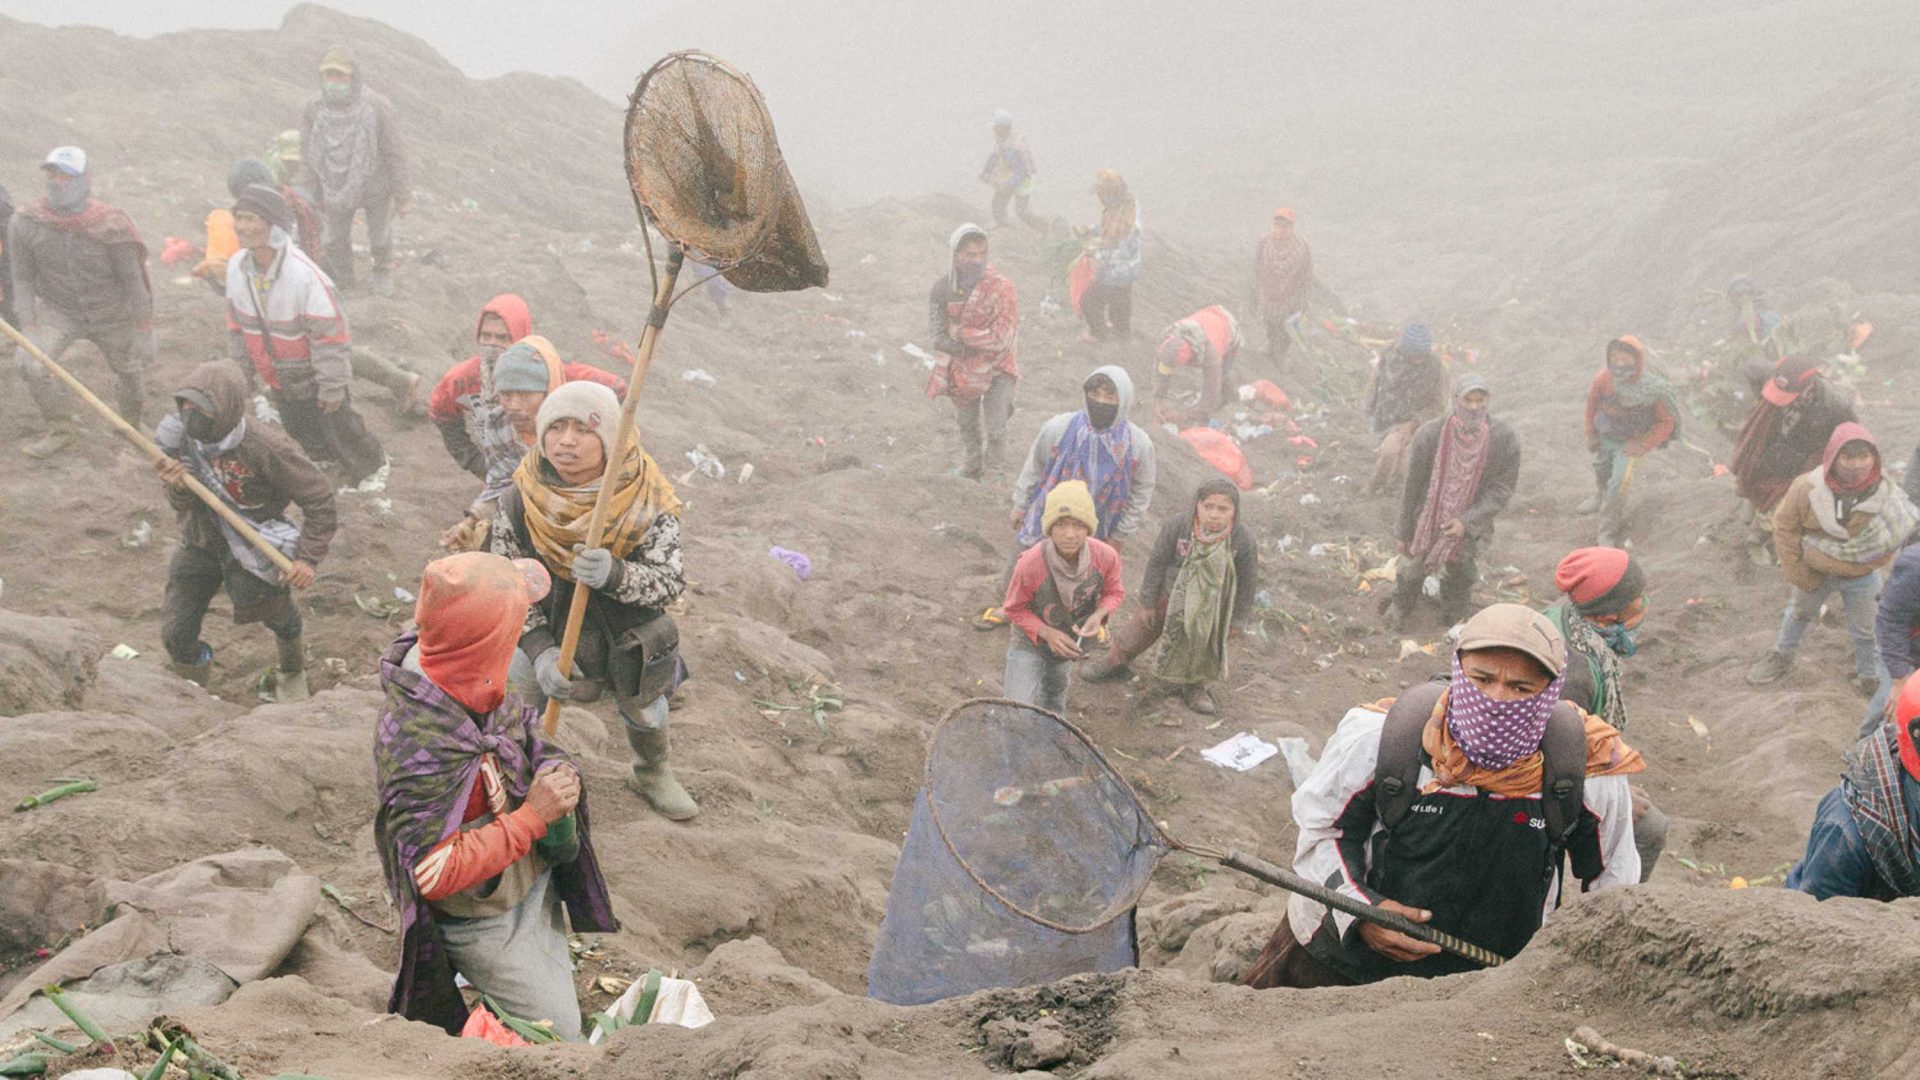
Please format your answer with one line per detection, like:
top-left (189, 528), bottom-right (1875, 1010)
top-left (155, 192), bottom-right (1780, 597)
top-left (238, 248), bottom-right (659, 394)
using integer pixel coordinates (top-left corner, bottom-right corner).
top-left (154, 413), bottom-right (302, 585)
top-left (1019, 412), bottom-right (1134, 546)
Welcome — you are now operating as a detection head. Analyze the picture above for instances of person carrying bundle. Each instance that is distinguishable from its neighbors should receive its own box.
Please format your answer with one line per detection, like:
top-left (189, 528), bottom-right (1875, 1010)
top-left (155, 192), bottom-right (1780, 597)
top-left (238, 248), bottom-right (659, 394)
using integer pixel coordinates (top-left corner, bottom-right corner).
top-left (1252, 207), bottom-right (1312, 363)
top-left (153, 362), bottom-right (335, 701)
top-left (1244, 604), bottom-right (1642, 988)
top-left (1151, 304), bottom-right (1243, 425)
top-left (926, 223), bottom-right (1020, 482)
top-left (1578, 335), bottom-right (1677, 547)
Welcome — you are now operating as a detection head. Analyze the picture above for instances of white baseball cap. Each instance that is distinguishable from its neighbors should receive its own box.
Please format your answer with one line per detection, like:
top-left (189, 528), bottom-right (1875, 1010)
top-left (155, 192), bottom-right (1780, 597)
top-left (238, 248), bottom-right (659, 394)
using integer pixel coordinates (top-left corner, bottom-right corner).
top-left (43, 146), bottom-right (87, 176)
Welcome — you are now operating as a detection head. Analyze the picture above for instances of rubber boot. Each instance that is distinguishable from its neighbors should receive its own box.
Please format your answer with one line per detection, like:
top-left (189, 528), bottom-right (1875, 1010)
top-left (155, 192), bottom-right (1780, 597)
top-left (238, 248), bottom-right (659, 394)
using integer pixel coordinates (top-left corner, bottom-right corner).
top-left (264, 635), bottom-right (311, 703)
top-left (168, 643), bottom-right (214, 687)
top-left (21, 416), bottom-right (78, 460)
top-left (625, 725), bottom-right (698, 821)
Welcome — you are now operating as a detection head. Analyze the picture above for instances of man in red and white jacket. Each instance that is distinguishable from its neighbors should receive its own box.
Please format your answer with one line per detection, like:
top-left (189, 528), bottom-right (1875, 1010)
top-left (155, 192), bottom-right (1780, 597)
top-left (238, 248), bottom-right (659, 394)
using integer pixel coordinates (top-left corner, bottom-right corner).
top-left (225, 183), bottom-right (385, 487)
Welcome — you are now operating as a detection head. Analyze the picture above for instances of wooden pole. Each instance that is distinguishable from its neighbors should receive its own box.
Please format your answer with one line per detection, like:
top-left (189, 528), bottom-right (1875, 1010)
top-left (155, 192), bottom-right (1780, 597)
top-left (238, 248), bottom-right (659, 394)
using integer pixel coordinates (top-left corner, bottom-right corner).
top-left (541, 247), bottom-right (684, 735)
top-left (0, 315), bottom-right (296, 575)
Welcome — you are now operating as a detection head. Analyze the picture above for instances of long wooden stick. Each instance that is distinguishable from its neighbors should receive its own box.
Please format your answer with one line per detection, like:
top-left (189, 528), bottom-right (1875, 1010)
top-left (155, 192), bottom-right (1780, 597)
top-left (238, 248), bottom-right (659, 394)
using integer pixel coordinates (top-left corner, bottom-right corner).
top-left (541, 247), bottom-right (684, 735)
top-left (0, 315), bottom-right (295, 574)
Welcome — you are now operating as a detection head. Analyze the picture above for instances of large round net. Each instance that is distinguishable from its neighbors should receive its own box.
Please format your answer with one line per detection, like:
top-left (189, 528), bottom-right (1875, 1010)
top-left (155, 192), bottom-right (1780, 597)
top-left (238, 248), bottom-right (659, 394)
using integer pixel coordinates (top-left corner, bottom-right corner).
top-left (866, 699), bottom-right (1171, 1005)
top-left (623, 50), bottom-right (829, 292)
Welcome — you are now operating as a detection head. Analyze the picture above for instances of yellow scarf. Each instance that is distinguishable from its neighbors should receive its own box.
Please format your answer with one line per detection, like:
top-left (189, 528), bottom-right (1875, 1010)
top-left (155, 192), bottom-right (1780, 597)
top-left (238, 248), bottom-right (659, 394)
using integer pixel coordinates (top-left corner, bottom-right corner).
top-left (512, 439), bottom-right (681, 581)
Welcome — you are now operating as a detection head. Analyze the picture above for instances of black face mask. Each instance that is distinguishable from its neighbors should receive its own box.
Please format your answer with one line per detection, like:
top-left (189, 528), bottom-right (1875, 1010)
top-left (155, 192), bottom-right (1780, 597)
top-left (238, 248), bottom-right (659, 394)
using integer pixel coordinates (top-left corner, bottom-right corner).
top-left (1086, 399), bottom-right (1120, 430)
top-left (181, 405), bottom-right (226, 443)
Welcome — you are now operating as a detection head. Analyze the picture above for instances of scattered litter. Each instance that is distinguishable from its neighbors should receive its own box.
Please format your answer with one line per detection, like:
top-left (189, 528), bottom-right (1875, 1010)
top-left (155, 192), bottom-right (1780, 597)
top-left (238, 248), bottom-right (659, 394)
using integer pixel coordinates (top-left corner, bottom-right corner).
top-left (873, 348), bottom-right (887, 366)
top-left (1274, 737), bottom-right (1318, 786)
top-left (1038, 294), bottom-right (1062, 318)
top-left (110, 644), bottom-right (140, 660)
top-left (1398, 639), bottom-right (1438, 661)
top-left (346, 459), bottom-right (390, 494)
top-left (732, 671), bottom-right (747, 682)
top-left (1254, 589), bottom-right (1273, 609)
top-left (1308, 543), bottom-right (1330, 558)
top-left (1237, 380), bottom-right (1291, 411)
top-left (682, 368), bottom-right (718, 386)
top-left (768, 546), bottom-right (812, 580)
top-left (1274, 535), bottom-right (1299, 555)
top-left (901, 343), bottom-right (935, 369)
top-left (738, 463), bottom-right (754, 484)
top-left (1288, 435), bottom-right (1319, 449)
top-left (252, 395), bottom-right (281, 424)
top-left (1201, 732), bottom-right (1280, 772)
top-left (1423, 575), bottom-right (1442, 598)
top-left (821, 291), bottom-right (843, 302)
top-left (684, 446), bottom-right (726, 480)
top-left (588, 969), bottom-right (714, 1044)
top-left (1298, 493), bottom-right (1320, 506)
top-left (1685, 715), bottom-right (1710, 739)
top-left (393, 586), bottom-right (416, 603)
top-left (159, 236), bottom-right (198, 264)
top-left (846, 328), bottom-right (867, 341)
top-left (1231, 422), bottom-right (1273, 441)
top-left (354, 594), bottom-right (408, 620)
top-left (15, 777), bottom-right (97, 812)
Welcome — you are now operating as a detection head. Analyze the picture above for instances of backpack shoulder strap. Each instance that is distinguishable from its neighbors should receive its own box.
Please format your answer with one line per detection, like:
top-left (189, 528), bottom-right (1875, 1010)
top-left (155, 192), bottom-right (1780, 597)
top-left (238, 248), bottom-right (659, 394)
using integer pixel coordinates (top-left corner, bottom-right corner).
top-left (1374, 680), bottom-right (1447, 830)
top-left (1540, 702), bottom-right (1589, 844)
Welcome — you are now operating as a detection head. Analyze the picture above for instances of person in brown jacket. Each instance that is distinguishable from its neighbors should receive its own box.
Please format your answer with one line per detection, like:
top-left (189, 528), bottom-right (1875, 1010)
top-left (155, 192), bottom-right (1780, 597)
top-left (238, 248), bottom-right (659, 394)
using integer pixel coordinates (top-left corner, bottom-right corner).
top-left (1748, 423), bottom-right (1919, 692)
top-left (153, 361), bottom-right (337, 701)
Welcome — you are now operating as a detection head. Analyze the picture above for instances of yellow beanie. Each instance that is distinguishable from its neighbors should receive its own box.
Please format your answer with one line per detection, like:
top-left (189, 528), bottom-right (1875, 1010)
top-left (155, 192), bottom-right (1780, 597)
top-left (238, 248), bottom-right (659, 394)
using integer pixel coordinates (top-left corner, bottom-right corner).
top-left (1041, 480), bottom-right (1099, 536)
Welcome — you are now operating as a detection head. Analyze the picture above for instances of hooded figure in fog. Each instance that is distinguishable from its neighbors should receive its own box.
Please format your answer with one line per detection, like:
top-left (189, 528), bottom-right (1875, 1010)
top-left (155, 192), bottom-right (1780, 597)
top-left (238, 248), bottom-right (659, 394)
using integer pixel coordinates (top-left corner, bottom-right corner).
top-left (301, 46), bottom-right (411, 293)
top-left (925, 223), bottom-right (1019, 480)
top-left (975, 365), bottom-right (1157, 630)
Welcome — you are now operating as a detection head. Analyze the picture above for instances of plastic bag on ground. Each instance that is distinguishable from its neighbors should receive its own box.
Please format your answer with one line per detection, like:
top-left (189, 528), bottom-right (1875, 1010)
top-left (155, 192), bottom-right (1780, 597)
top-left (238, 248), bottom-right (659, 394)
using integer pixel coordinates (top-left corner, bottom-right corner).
top-left (1177, 428), bottom-right (1253, 490)
top-left (460, 1003), bottom-right (531, 1047)
top-left (587, 972), bottom-right (713, 1044)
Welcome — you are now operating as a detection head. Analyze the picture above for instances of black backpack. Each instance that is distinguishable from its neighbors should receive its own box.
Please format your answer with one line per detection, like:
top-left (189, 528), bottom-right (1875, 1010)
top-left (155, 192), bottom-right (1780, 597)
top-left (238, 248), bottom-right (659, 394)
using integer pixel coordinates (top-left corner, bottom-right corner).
top-left (1373, 679), bottom-right (1588, 846)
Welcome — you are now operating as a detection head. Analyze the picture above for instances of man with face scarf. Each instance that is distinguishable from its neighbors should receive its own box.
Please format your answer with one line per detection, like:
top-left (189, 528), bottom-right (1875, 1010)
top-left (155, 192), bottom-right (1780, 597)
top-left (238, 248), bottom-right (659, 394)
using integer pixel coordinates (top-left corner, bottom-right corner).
top-left (926, 223), bottom-right (1020, 481)
top-left (976, 366), bottom-right (1157, 629)
top-left (1390, 373), bottom-right (1521, 630)
top-left (8, 146), bottom-right (155, 459)
top-left (300, 46), bottom-right (411, 294)
top-left (151, 362), bottom-right (336, 701)
top-left (1546, 547), bottom-right (1667, 880)
top-left (1579, 336), bottom-right (1677, 546)
top-left (1729, 355), bottom-right (1857, 560)
top-left (1243, 604), bottom-right (1643, 988)
top-left (1749, 423), bottom-right (1918, 692)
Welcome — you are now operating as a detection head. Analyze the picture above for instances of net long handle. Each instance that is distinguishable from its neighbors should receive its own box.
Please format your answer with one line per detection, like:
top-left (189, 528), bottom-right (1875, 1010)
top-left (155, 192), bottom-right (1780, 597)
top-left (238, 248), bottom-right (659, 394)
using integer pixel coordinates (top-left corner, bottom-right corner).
top-left (1218, 850), bottom-right (1507, 968)
top-left (540, 247), bottom-right (685, 736)
top-left (0, 315), bottom-right (296, 575)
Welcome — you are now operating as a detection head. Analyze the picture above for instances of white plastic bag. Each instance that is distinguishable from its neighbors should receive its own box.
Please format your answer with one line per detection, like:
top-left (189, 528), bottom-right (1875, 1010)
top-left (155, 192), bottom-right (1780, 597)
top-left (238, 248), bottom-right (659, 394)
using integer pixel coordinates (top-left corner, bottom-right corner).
top-left (587, 970), bottom-right (713, 1045)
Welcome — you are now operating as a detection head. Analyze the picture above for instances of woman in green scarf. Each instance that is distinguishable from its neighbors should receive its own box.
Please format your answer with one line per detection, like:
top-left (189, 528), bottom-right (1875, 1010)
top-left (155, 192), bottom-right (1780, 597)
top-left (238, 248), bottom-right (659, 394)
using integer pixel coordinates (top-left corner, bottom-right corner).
top-left (1087, 479), bottom-right (1258, 713)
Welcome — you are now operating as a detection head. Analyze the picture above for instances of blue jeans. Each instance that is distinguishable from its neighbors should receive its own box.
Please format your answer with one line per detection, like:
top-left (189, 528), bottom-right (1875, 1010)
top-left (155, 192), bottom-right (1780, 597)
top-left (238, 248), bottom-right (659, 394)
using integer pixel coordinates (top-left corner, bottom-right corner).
top-left (1774, 570), bottom-right (1882, 679)
top-left (1004, 632), bottom-right (1072, 715)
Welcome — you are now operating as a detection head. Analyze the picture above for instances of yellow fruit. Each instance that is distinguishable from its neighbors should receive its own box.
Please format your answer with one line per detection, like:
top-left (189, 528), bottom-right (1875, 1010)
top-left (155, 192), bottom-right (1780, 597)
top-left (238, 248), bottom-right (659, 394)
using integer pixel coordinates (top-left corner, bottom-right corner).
top-left (1729, 877), bottom-right (1748, 890)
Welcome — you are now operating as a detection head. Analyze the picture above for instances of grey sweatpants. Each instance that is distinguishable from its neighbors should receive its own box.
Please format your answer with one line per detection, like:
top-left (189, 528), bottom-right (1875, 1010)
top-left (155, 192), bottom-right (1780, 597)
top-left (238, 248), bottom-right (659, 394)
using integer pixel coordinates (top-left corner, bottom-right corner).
top-left (954, 374), bottom-right (1015, 479)
top-left (321, 192), bottom-right (394, 285)
top-left (19, 308), bottom-right (153, 420)
top-left (435, 870), bottom-right (582, 1040)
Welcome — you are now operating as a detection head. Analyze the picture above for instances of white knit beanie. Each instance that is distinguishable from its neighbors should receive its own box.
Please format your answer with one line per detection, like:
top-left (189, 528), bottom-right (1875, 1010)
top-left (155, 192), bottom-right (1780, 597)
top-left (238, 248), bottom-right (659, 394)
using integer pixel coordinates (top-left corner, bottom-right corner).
top-left (535, 380), bottom-right (621, 460)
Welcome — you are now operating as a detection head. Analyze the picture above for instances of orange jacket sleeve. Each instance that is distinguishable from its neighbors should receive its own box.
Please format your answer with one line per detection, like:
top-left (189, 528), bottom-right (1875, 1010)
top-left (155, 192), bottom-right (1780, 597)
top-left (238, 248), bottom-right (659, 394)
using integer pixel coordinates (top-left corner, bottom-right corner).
top-left (413, 803), bottom-right (549, 902)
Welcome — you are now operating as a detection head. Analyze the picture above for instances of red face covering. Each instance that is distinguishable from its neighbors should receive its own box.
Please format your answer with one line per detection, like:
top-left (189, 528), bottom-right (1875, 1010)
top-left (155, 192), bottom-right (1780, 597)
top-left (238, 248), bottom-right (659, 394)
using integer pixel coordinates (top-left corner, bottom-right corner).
top-left (1820, 422), bottom-right (1881, 495)
top-left (414, 553), bottom-right (550, 714)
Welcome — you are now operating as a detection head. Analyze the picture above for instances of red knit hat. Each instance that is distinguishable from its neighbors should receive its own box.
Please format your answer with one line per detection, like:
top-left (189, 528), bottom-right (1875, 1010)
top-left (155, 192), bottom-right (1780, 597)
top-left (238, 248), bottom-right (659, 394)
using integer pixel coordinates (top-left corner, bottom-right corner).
top-left (1555, 547), bottom-right (1645, 616)
top-left (1896, 677), bottom-right (1920, 781)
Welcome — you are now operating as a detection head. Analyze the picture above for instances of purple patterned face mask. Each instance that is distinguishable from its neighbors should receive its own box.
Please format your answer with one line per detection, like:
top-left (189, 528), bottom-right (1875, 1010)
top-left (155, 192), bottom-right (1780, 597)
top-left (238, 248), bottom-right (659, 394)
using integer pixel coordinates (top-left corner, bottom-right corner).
top-left (1446, 650), bottom-right (1564, 769)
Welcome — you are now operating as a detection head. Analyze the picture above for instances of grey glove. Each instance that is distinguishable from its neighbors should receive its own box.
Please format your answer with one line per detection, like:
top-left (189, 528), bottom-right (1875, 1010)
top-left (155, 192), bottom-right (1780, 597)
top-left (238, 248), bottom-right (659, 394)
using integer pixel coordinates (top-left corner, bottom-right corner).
top-left (534, 646), bottom-right (574, 701)
top-left (571, 546), bottom-right (616, 590)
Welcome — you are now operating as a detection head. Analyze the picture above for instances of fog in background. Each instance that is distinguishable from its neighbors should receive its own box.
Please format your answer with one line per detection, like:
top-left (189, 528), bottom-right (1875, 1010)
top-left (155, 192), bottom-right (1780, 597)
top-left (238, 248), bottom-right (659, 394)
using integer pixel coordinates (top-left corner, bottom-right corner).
top-left (7, 0), bottom-right (1918, 315)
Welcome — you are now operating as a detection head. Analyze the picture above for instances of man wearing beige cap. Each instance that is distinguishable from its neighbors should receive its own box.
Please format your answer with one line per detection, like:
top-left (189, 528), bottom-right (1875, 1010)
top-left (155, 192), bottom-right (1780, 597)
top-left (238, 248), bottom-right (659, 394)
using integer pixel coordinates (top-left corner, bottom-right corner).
top-left (1244, 603), bottom-right (1645, 988)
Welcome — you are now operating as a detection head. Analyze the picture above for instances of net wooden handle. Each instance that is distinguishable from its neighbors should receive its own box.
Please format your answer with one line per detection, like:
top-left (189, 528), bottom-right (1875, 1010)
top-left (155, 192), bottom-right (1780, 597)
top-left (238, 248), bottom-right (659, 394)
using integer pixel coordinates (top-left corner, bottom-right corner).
top-left (1220, 850), bottom-right (1507, 968)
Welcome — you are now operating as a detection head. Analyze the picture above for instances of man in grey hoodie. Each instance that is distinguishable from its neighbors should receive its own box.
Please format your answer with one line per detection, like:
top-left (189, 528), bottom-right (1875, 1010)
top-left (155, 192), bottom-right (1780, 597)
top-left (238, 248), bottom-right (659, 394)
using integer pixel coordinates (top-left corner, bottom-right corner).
top-left (977, 365), bottom-right (1157, 629)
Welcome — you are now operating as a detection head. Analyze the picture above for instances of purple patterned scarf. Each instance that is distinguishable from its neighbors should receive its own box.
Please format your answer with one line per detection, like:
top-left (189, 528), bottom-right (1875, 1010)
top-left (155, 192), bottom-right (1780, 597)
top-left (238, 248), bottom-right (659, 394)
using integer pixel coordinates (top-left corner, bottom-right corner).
top-left (1446, 650), bottom-right (1566, 770)
top-left (373, 632), bottom-right (617, 1034)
